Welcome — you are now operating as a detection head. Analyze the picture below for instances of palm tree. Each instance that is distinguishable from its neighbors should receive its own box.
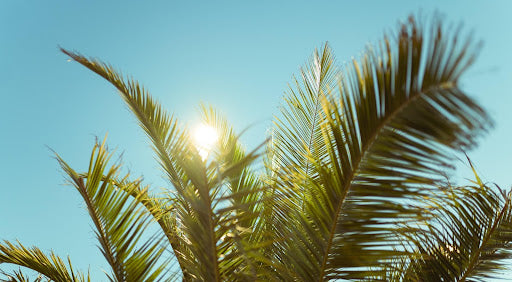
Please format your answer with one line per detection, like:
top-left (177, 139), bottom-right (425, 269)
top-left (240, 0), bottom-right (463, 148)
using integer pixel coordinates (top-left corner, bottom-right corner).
top-left (2, 15), bottom-right (512, 281)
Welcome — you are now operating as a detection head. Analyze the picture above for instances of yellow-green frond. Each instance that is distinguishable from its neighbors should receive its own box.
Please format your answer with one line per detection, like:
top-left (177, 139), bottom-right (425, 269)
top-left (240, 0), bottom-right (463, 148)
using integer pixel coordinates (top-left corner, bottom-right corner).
top-left (0, 241), bottom-right (89, 282)
top-left (55, 139), bottom-right (172, 281)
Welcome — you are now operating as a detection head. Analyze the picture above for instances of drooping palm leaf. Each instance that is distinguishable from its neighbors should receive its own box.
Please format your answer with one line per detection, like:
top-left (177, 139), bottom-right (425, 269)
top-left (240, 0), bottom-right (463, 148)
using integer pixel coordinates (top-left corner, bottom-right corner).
top-left (266, 16), bottom-right (492, 280)
top-left (0, 268), bottom-right (45, 282)
top-left (61, 49), bottom-right (206, 279)
top-left (61, 50), bottom-right (270, 280)
top-left (318, 17), bottom-right (490, 279)
top-left (60, 49), bottom-right (186, 195)
top-left (0, 241), bottom-right (89, 282)
top-left (55, 139), bottom-right (170, 281)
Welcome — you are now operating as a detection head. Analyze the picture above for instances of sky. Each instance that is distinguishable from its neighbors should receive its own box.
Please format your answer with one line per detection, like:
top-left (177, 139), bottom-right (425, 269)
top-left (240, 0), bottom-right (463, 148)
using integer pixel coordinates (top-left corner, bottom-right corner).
top-left (1, 0), bottom-right (512, 280)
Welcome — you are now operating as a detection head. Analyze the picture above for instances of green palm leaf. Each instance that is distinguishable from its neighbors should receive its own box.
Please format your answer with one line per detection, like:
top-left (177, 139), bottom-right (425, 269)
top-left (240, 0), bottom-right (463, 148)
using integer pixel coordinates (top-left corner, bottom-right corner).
top-left (259, 43), bottom-right (341, 280)
top-left (0, 268), bottom-right (44, 282)
top-left (0, 240), bottom-right (89, 282)
top-left (55, 139), bottom-right (170, 281)
top-left (267, 16), bottom-right (492, 280)
top-left (401, 160), bottom-right (512, 281)
top-left (198, 105), bottom-right (272, 280)
top-left (317, 17), bottom-right (490, 279)
top-left (60, 49), bottom-right (203, 279)
top-left (60, 50), bottom-right (269, 280)
top-left (270, 43), bottom-right (340, 206)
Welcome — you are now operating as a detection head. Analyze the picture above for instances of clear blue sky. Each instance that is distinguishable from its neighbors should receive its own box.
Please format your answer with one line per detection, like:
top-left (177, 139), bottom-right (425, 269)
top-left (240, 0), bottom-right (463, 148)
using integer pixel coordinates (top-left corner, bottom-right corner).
top-left (1, 0), bottom-right (512, 280)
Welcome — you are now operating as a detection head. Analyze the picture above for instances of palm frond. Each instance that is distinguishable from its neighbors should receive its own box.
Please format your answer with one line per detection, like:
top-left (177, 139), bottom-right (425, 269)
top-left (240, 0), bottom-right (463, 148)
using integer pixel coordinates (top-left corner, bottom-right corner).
top-left (317, 16), bottom-right (490, 279)
top-left (55, 139), bottom-right (170, 281)
top-left (199, 104), bottom-right (263, 225)
top-left (63, 48), bottom-right (271, 280)
top-left (0, 241), bottom-right (88, 282)
top-left (60, 48), bottom-right (186, 190)
top-left (0, 268), bottom-right (45, 282)
top-left (61, 48), bottom-right (200, 279)
top-left (198, 105), bottom-right (275, 280)
top-left (77, 172), bottom-right (180, 264)
top-left (258, 43), bottom-right (342, 280)
top-left (266, 15), bottom-right (492, 280)
top-left (270, 42), bottom-right (340, 206)
top-left (402, 160), bottom-right (512, 281)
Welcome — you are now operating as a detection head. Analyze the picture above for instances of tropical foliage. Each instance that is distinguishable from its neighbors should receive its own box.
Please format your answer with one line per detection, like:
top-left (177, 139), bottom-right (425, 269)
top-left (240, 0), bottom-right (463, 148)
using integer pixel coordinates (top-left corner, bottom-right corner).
top-left (2, 15), bottom-right (512, 281)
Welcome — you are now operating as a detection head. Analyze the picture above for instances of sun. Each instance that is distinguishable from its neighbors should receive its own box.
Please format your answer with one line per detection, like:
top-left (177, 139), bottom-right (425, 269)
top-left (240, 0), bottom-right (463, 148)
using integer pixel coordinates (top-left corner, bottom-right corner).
top-left (193, 124), bottom-right (218, 160)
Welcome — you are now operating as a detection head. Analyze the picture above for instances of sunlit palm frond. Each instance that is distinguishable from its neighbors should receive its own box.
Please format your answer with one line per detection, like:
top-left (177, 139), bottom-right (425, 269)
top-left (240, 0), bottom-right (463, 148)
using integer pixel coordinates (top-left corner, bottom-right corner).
top-left (60, 48), bottom-right (187, 194)
top-left (259, 43), bottom-right (341, 280)
top-left (199, 106), bottom-right (304, 280)
top-left (0, 241), bottom-right (88, 282)
top-left (55, 139), bottom-right (171, 281)
top-left (271, 42), bottom-right (340, 205)
top-left (199, 104), bottom-right (263, 225)
top-left (61, 49), bottom-right (200, 278)
top-left (198, 105), bottom-right (275, 279)
top-left (63, 48), bottom-right (270, 280)
top-left (166, 136), bottom-right (267, 280)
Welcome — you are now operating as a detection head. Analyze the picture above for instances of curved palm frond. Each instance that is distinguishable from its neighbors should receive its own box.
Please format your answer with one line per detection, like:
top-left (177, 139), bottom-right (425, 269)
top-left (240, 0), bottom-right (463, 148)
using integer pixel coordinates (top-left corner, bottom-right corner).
top-left (161, 119), bottom-right (267, 280)
top-left (55, 139), bottom-right (171, 281)
top-left (317, 16), bottom-right (490, 279)
top-left (402, 160), bottom-right (512, 281)
top-left (198, 104), bottom-right (263, 227)
top-left (60, 48), bottom-right (186, 194)
top-left (0, 268), bottom-right (44, 282)
top-left (60, 49), bottom-right (201, 279)
top-left (0, 241), bottom-right (89, 282)
top-left (61, 51), bottom-right (269, 280)
top-left (77, 173), bottom-right (179, 262)
top-left (267, 16), bottom-right (492, 280)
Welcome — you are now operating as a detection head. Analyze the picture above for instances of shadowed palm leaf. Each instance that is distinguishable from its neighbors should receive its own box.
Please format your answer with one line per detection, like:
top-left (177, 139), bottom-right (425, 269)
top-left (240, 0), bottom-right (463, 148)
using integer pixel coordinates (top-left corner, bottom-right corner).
top-left (398, 159), bottom-right (512, 281)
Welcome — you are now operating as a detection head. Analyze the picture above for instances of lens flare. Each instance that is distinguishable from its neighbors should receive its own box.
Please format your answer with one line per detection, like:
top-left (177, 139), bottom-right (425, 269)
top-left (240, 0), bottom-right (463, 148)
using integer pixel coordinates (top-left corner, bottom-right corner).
top-left (193, 124), bottom-right (218, 160)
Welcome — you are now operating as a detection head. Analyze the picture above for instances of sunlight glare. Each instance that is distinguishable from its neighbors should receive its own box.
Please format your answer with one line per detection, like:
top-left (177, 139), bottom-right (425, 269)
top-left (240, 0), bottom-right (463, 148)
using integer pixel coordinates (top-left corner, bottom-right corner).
top-left (193, 124), bottom-right (218, 160)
